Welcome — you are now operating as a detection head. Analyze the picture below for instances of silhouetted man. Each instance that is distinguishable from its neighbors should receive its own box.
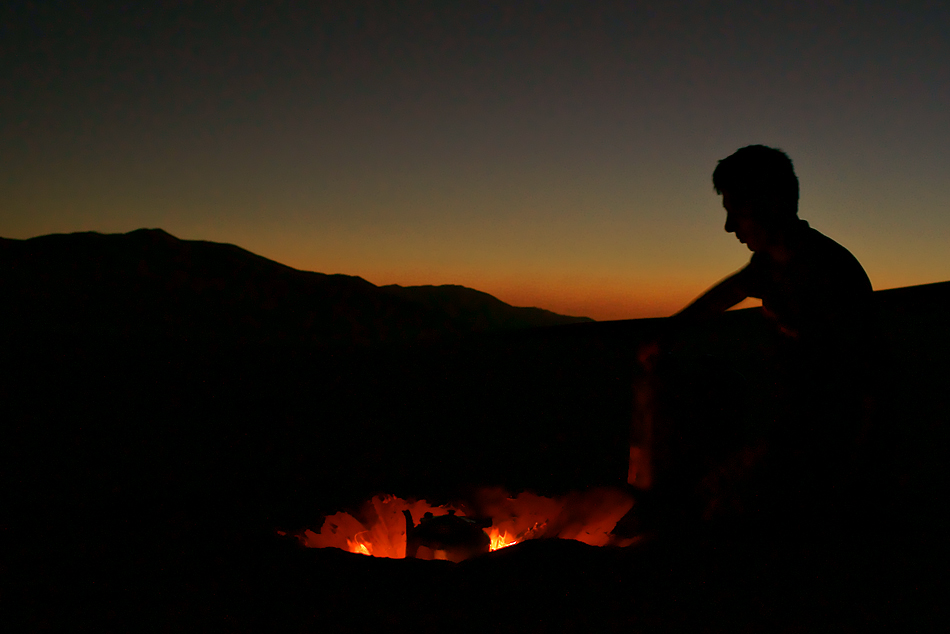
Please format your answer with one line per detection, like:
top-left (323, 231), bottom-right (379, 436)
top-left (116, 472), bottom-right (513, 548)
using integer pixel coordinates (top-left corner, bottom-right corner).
top-left (625, 145), bottom-right (879, 537)
top-left (675, 145), bottom-right (873, 348)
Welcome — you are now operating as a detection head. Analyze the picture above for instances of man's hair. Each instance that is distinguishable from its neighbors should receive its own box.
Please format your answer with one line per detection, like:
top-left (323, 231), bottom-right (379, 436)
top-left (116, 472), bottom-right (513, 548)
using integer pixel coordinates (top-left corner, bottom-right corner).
top-left (712, 145), bottom-right (799, 220)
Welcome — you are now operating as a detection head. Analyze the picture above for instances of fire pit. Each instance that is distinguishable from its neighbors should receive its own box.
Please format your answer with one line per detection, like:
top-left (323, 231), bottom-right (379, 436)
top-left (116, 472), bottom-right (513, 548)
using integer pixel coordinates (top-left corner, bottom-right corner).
top-left (286, 486), bottom-right (637, 562)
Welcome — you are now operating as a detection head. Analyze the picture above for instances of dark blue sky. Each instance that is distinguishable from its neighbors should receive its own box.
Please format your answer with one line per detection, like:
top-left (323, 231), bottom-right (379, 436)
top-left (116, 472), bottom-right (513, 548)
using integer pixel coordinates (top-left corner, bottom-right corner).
top-left (4, 1), bottom-right (949, 318)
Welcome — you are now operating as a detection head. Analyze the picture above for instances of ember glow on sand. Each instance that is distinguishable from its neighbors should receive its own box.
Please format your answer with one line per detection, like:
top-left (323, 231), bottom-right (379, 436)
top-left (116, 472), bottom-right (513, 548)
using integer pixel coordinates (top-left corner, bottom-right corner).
top-left (290, 487), bottom-right (636, 562)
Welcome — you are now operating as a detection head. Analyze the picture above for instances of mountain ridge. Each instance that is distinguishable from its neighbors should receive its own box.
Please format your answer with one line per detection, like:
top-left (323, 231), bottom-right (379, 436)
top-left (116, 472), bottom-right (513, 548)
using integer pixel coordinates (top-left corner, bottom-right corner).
top-left (0, 228), bottom-right (591, 347)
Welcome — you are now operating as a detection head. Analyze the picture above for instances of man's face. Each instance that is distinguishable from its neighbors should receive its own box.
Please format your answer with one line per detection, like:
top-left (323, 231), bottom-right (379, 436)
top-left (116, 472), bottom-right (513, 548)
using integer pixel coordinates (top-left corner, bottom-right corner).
top-left (722, 191), bottom-right (770, 252)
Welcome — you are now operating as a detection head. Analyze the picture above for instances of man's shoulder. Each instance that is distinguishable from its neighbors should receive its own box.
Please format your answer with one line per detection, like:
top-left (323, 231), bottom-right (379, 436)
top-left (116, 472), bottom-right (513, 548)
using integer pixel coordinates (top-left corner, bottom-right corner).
top-left (795, 221), bottom-right (872, 291)
top-left (798, 222), bottom-right (847, 251)
top-left (797, 223), bottom-right (859, 264)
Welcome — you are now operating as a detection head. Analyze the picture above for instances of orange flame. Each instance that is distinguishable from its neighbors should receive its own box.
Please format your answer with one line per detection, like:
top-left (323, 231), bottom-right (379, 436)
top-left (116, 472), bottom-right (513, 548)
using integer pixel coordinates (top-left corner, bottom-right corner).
top-left (487, 528), bottom-right (518, 551)
top-left (346, 532), bottom-right (374, 556)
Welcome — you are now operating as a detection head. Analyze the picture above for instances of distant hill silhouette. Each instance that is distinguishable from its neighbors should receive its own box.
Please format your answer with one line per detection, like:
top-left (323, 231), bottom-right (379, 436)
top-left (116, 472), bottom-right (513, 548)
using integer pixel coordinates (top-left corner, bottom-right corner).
top-left (380, 283), bottom-right (588, 332)
top-left (870, 279), bottom-right (950, 315)
top-left (0, 228), bottom-right (590, 346)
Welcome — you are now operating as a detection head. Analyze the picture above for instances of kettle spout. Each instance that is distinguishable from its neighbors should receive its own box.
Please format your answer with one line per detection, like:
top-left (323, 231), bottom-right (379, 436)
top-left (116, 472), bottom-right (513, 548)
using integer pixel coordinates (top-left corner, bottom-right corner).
top-left (403, 510), bottom-right (419, 559)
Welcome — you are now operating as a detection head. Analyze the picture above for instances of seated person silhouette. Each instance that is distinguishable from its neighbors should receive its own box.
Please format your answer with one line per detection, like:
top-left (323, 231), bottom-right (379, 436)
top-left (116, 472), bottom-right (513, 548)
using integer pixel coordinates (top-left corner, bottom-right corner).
top-left (621, 145), bottom-right (879, 539)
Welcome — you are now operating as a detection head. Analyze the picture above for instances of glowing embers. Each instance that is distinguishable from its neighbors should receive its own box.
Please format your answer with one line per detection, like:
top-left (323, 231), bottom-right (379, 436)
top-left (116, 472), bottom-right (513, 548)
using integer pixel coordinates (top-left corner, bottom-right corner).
top-left (294, 487), bottom-right (635, 562)
top-left (487, 528), bottom-right (519, 552)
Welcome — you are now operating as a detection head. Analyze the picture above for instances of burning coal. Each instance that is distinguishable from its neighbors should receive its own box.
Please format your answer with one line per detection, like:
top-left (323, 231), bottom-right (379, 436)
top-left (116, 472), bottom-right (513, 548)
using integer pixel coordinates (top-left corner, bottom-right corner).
top-left (289, 487), bottom-right (636, 562)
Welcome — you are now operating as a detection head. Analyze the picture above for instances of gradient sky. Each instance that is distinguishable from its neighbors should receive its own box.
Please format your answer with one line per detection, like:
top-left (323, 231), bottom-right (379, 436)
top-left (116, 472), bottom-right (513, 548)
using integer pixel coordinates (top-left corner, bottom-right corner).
top-left (3, 1), bottom-right (949, 319)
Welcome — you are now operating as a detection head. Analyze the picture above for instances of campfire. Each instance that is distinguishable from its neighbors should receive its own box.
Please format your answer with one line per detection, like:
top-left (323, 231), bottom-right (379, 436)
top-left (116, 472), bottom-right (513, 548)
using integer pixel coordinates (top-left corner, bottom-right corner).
top-left (287, 487), bottom-right (637, 562)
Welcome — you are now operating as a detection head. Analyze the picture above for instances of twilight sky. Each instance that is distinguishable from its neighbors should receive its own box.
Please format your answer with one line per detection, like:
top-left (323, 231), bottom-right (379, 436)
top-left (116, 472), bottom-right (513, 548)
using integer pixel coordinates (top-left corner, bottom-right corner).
top-left (3, 1), bottom-right (949, 319)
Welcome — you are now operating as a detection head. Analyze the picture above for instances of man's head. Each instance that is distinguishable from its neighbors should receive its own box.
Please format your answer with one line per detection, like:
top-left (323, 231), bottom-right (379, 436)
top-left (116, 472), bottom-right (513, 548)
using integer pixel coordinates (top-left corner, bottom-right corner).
top-left (713, 145), bottom-right (800, 252)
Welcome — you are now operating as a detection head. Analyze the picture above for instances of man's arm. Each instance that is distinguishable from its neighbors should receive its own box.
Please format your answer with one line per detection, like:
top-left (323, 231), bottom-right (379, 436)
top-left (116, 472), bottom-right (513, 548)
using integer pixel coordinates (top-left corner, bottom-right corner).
top-left (672, 268), bottom-right (752, 325)
top-left (637, 268), bottom-right (752, 369)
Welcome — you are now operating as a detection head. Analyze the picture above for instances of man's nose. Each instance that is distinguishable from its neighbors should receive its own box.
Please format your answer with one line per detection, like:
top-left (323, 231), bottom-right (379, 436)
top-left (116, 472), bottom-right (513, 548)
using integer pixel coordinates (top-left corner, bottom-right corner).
top-left (724, 216), bottom-right (735, 233)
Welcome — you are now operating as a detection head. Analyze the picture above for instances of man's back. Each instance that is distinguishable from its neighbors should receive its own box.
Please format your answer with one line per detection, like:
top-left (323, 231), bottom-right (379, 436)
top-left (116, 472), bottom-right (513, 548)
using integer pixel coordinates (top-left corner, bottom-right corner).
top-left (741, 219), bottom-right (874, 346)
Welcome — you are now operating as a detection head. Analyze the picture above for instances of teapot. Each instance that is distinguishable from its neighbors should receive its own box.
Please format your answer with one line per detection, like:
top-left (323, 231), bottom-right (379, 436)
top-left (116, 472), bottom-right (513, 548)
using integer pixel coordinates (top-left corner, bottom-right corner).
top-left (404, 509), bottom-right (491, 562)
